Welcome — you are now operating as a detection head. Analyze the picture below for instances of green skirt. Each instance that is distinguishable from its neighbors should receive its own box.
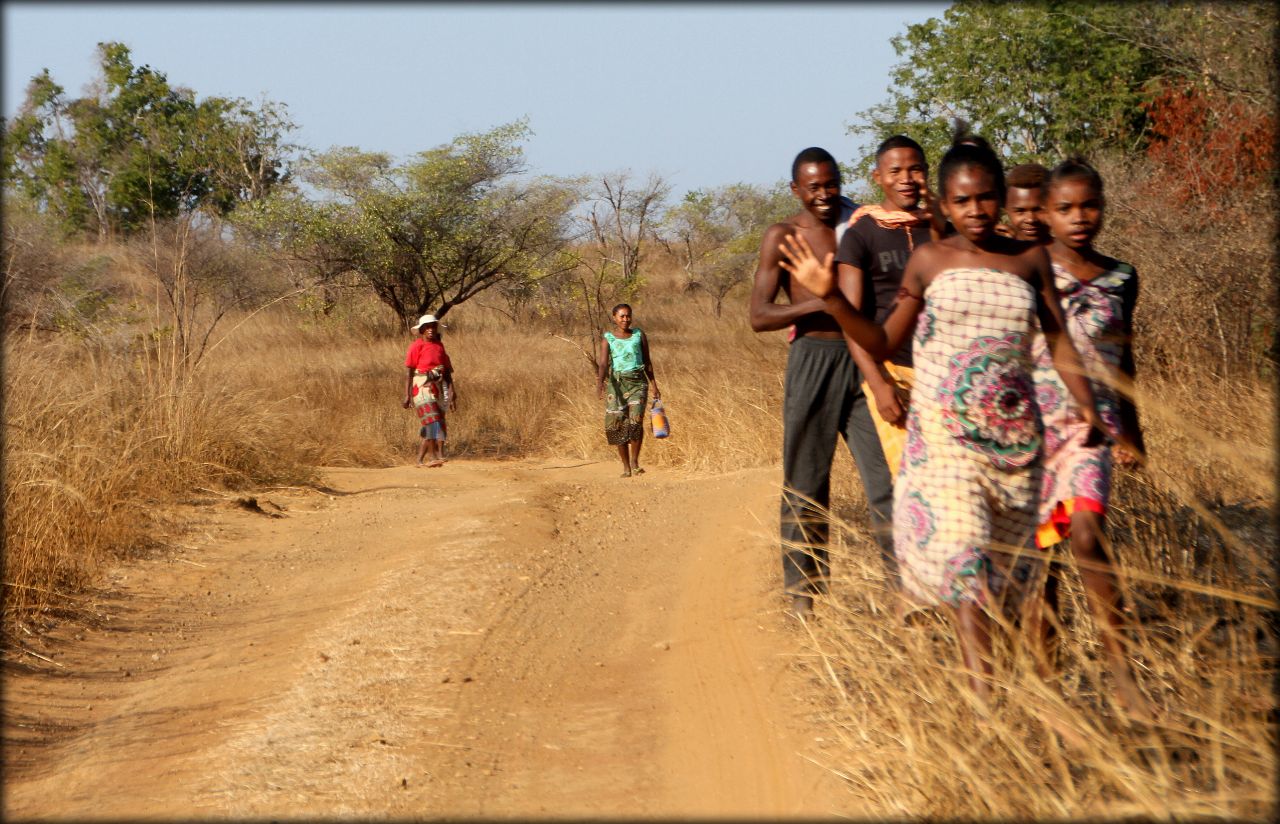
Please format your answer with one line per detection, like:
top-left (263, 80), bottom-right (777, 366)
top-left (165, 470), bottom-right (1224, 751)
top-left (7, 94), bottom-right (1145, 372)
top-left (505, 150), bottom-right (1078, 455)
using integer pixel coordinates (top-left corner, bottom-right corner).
top-left (604, 368), bottom-right (648, 445)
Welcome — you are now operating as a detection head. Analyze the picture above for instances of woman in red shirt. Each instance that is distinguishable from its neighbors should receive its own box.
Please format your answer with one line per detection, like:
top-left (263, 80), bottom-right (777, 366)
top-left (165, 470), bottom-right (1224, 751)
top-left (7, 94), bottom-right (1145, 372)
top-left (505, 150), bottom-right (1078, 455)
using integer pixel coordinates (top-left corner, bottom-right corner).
top-left (402, 314), bottom-right (456, 467)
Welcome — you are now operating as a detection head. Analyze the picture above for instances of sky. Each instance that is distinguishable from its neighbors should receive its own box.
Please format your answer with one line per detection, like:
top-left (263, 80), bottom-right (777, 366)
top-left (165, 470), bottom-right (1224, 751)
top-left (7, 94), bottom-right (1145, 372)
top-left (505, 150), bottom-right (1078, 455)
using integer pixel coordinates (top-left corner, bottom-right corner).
top-left (2, 2), bottom-right (951, 197)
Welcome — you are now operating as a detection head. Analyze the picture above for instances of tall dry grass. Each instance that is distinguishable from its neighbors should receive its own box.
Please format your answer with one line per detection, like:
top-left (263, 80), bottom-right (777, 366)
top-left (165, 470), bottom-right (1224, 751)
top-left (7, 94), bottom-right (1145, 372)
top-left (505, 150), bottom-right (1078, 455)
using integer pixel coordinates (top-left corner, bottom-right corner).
top-left (3, 195), bottom-right (1275, 817)
top-left (801, 404), bottom-right (1275, 819)
top-left (2, 275), bottom-right (784, 625)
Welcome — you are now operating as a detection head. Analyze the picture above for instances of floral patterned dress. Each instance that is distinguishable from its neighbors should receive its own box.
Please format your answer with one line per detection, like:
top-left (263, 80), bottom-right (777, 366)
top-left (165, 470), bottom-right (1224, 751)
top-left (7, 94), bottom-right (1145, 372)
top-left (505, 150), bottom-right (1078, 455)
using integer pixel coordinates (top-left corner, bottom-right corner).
top-left (895, 268), bottom-right (1043, 607)
top-left (1031, 261), bottom-right (1138, 547)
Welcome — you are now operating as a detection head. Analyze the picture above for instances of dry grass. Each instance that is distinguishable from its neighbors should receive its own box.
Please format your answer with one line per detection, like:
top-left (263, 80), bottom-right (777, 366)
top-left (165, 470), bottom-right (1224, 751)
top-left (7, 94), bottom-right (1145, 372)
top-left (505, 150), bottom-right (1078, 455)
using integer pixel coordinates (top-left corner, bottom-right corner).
top-left (801, 451), bottom-right (1274, 818)
top-left (2, 207), bottom-right (1275, 817)
top-left (795, 292), bottom-right (1275, 818)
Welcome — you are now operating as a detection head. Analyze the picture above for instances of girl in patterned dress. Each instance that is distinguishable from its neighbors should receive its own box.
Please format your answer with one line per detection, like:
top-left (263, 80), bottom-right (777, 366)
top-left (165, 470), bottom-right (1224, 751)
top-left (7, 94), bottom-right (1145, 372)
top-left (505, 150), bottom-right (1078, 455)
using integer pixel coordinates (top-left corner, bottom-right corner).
top-left (778, 135), bottom-right (1113, 704)
top-left (1025, 157), bottom-right (1150, 718)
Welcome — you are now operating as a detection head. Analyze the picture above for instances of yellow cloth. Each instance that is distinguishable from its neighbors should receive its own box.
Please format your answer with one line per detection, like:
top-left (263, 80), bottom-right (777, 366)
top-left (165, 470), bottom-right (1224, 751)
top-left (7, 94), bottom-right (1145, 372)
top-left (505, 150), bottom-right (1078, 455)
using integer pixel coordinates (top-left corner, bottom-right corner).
top-left (861, 362), bottom-right (915, 474)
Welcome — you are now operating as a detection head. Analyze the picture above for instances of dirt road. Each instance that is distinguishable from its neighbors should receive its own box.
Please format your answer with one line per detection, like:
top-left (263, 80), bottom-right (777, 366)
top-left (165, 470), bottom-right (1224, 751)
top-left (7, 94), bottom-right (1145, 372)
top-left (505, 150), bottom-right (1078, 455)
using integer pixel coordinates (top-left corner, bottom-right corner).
top-left (3, 459), bottom-right (848, 819)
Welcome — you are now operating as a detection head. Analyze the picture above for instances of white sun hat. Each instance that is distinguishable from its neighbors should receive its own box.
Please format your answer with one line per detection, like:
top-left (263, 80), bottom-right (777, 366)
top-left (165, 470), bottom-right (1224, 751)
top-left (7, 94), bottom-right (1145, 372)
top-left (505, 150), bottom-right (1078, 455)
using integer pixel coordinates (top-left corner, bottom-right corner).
top-left (414, 313), bottom-right (439, 331)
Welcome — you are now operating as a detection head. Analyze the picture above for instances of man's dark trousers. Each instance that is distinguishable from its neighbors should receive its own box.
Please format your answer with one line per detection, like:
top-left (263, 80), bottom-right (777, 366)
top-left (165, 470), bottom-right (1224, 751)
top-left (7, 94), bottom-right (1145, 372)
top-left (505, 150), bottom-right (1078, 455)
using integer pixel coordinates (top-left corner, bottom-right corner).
top-left (780, 335), bottom-right (896, 595)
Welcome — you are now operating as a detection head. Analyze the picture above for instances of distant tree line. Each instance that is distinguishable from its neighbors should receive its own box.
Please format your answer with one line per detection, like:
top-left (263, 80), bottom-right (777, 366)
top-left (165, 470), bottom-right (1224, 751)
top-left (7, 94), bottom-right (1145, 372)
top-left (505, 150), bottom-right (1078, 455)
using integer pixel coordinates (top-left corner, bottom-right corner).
top-left (1, 42), bottom-right (793, 339)
top-left (4, 4), bottom-right (1274, 342)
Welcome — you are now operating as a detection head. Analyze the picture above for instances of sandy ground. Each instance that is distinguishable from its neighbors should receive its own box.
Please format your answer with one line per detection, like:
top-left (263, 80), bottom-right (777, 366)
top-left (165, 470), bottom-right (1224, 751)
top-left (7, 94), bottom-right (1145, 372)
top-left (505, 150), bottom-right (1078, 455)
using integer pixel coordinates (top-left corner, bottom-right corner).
top-left (3, 458), bottom-right (850, 820)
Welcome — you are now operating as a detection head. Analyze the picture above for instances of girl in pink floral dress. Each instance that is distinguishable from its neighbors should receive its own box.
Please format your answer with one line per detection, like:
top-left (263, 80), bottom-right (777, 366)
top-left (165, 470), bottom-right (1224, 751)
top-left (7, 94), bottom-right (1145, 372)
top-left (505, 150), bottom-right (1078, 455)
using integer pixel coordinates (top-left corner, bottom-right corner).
top-left (1028, 157), bottom-right (1149, 718)
top-left (779, 134), bottom-right (1108, 703)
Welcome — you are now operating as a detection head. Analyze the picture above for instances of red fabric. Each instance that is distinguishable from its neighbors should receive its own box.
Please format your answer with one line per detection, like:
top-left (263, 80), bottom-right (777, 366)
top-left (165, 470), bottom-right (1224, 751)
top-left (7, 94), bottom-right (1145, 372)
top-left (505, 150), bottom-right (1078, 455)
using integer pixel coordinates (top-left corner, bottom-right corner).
top-left (405, 338), bottom-right (451, 373)
top-left (1035, 496), bottom-right (1106, 548)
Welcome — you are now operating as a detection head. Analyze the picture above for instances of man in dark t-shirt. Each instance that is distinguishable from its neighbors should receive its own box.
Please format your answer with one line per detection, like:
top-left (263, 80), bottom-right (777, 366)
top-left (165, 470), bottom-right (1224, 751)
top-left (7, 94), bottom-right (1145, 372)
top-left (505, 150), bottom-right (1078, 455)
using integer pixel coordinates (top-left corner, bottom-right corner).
top-left (834, 135), bottom-right (933, 487)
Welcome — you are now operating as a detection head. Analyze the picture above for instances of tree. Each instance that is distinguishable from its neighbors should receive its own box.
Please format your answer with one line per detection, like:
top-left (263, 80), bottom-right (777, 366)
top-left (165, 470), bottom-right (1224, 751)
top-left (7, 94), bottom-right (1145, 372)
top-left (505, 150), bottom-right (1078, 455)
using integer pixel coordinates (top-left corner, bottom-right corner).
top-left (662, 182), bottom-right (793, 316)
top-left (1072, 2), bottom-right (1276, 109)
top-left (1071, 2), bottom-right (1276, 205)
top-left (846, 1), bottom-right (1163, 174)
top-left (3, 42), bottom-right (294, 239)
top-left (583, 171), bottom-right (670, 290)
top-left (239, 120), bottom-right (578, 325)
top-left (535, 171), bottom-right (670, 370)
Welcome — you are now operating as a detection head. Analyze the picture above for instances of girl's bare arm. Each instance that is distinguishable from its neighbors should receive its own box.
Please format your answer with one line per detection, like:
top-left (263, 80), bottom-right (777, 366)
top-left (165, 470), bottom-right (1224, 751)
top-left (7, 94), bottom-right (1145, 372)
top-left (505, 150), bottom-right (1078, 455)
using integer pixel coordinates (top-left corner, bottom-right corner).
top-left (879, 256), bottom-right (929, 355)
top-left (1115, 269), bottom-right (1144, 458)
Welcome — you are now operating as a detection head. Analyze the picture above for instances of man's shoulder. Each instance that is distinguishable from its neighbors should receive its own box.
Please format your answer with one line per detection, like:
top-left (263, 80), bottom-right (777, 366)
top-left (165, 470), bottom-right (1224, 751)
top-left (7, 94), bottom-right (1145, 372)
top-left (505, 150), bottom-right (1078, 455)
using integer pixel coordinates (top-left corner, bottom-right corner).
top-left (841, 212), bottom-right (886, 253)
top-left (847, 212), bottom-right (897, 237)
top-left (765, 214), bottom-right (804, 235)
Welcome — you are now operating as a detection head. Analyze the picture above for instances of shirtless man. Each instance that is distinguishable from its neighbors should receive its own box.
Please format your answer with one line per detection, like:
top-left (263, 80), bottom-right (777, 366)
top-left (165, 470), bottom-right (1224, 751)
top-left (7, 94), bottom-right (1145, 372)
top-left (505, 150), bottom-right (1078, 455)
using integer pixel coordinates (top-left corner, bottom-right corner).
top-left (750, 147), bottom-right (895, 619)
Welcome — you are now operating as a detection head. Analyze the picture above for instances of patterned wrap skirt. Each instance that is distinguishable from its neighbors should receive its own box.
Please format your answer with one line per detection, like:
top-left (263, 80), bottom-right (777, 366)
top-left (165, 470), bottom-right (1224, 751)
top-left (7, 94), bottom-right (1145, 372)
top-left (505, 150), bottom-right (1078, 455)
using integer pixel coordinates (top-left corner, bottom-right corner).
top-left (1031, 261), bottom-right (1136, 547)
top-left (412, 369), bottom-right (447, 440)
top-left (894, 268), bottom-right (1045, 609)
top-left (604, 368), bottom-right (648, 445)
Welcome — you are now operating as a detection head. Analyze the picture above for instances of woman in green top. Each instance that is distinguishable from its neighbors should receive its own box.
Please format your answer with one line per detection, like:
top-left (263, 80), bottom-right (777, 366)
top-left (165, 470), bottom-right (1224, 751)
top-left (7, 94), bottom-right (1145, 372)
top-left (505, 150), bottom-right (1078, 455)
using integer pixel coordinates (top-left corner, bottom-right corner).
top-left (596, 303), bottom-right (661, 477)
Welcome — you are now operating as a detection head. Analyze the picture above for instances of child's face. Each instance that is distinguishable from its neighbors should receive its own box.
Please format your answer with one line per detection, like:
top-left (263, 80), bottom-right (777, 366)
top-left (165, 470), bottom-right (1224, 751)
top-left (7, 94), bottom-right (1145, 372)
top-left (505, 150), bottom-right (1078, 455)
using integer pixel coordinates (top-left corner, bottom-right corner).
top-left (939, 165), bottom-right (1002, 243)
top-left (1046, 177), bottom-right (1104, 251)
top-left (612, 307), bottom-right (633, 330)
top-left (872, 148), bottom-right (928, 211)
top-left (1004, 186), bottom-right (1049, 243)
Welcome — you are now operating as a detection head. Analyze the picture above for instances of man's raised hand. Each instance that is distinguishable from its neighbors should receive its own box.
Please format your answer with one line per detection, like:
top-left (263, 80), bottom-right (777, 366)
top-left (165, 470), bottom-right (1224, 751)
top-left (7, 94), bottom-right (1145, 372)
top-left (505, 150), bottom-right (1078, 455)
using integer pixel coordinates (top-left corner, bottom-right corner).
top-left (777, 233), bottom-right (836, 298)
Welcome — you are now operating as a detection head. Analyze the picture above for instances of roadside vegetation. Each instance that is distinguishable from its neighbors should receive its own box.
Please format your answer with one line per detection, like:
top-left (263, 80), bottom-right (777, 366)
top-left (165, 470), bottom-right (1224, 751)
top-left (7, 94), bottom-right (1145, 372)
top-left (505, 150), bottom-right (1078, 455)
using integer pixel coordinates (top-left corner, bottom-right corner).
top-left (4, 3), bottom-right (1274, 817)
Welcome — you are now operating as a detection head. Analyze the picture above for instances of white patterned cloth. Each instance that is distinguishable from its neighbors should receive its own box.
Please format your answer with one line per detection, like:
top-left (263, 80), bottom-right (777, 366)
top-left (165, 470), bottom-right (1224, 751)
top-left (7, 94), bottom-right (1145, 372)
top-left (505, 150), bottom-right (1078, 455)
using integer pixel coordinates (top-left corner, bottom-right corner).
top-left (894, 268), bottom-right (1043, 607)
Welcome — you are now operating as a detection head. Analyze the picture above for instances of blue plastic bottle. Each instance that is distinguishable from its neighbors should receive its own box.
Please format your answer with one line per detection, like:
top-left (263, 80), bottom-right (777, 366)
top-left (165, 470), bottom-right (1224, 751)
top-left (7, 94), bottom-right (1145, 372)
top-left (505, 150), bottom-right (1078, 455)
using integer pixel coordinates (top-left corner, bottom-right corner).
top-left (651, 399), bottom-right (669, 439)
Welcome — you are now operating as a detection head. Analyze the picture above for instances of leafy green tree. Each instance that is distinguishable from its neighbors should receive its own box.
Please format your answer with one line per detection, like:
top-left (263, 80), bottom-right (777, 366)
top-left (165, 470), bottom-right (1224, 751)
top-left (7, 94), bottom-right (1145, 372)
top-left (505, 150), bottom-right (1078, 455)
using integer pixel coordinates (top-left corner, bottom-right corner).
top-left (240, 120), bottom-right (577, 325)
top-left (662, 182), bottom-right (793, 316)
top-left (847, 1), bottom-right (1163, 173)
top-left (3, 42), bottom-right (294, 239)
top-left (1074, 2), bottom-right (1276, 108)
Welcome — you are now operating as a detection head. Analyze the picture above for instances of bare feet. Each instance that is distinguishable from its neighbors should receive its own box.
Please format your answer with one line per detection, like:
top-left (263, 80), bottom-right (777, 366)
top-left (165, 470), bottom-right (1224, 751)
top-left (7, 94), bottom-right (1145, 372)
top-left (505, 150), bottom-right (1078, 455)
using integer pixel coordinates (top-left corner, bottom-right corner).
top-left (633, 467), bottom-right (645, 475)
top-left (620, 468), bottom-right (632, 478)
top-left (427, 460), bottom-right (444, 468)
